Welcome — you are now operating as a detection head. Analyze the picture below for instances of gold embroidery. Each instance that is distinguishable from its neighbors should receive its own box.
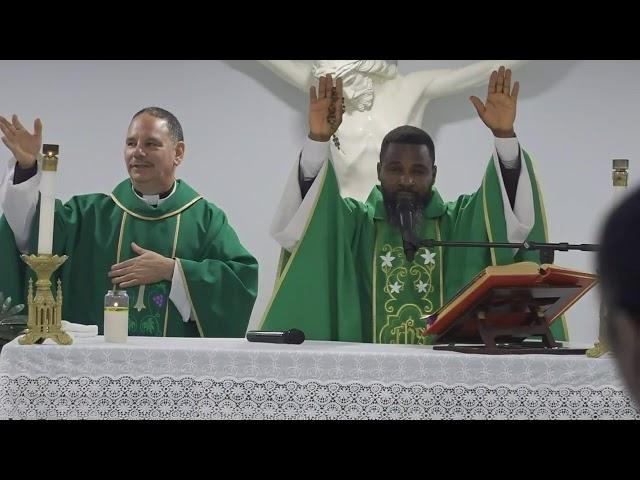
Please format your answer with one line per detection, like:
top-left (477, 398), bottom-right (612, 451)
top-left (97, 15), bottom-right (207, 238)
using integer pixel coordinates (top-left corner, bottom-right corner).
top-left (372, 234), bottom-right (379, 343)
top-left (380, 245), bottom-right (408, 315)
top-left (110, 194), bottom-right (202, 221)
top-left (378, 242), bottom-right (437, 344)
top-left (482, 167), bottom-right (497, 266)
top-left (116, 212), bottom-right (128, 264)
top-left (410, 261), bottom-right (434, 315)
top-left (436, 219), bottom-right (444, 309)
top-left (163, 214), bottom-right (181, 337)
top-left (176, 258), bottom-right (204, 338)
top-left (379, 304), bottom-right (428, 345)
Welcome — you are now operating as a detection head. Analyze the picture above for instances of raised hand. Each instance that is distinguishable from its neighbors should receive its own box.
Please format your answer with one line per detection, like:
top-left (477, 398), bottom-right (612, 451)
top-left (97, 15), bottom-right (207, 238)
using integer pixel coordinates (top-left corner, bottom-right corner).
top-left (0, 115), bottom-right (43, 168)
top-left (469, 66), bottom-right (519, 138)
top-left (308, 74), bottom-right (344, 142)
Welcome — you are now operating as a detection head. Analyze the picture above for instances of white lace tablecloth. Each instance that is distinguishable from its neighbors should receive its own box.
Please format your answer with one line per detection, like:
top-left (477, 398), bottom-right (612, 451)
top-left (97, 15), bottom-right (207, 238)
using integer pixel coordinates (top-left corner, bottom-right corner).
top-left (0, 336), bottom-right (637, 420)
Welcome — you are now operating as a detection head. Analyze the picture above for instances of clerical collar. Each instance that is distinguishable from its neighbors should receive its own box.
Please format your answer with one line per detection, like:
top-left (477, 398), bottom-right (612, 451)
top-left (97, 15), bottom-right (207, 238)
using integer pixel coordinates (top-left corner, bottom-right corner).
top-left (132, 181), bottom-right (177, 206)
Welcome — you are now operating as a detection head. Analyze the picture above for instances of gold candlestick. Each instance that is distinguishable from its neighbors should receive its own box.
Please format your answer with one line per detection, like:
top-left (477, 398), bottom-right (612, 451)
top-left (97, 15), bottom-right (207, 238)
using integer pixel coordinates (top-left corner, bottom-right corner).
top-left (19, 254), bottom-right (72, 345)
top-left (18, 143), bottom-right (72, 346)
top-left (587, 159), bottom-right (629, 358)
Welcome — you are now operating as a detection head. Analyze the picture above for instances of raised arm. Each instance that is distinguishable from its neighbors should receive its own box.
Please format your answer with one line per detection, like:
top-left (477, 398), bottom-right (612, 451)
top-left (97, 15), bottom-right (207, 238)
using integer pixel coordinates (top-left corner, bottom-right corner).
top-left (258, 60), bottom-right (313, 91)
top-left (0, 114), bottom-right (44, 251)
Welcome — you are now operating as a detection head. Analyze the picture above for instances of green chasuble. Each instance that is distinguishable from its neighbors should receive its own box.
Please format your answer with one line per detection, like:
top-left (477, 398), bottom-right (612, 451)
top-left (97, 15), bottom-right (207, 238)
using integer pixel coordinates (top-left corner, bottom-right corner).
top-left (260, 151), bottom-right (567, 344)
top-left (0, 179), bottom-right (258, 337)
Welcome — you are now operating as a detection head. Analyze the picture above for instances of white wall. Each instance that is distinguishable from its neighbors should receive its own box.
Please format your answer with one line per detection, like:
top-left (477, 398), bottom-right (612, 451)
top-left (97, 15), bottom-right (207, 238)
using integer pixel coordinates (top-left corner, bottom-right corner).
top-left (1, 60), bottom-right (637, 344)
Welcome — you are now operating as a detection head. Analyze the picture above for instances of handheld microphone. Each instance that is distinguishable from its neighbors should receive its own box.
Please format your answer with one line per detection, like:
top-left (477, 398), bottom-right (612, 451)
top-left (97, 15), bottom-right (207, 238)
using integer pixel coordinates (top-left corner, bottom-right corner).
top-left (397, 198), bottom-right (417, 262)
top-left (246, 329), bottom-right (305, 345)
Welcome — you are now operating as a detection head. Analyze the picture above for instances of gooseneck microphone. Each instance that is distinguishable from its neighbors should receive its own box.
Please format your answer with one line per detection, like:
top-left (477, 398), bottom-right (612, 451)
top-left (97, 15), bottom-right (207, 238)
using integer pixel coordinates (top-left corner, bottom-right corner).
top-left (397, 198), bottom-right (417, 262)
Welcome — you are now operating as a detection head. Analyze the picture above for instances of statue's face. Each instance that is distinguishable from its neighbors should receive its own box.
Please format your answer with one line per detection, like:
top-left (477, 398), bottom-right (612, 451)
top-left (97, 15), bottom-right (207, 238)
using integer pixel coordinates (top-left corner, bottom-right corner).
top-left (311, 60), bottom-right (361, 75)
top-left (311, 61), bottom-right (397, 111)
top-left (312, 60), bottom-right (397, 69)
top-left (311, 61), bottom-right (397, 81)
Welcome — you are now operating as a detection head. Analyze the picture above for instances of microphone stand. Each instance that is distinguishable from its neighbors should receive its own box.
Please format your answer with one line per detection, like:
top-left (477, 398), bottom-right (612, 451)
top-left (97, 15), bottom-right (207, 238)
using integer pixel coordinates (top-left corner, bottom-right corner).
top-left (413, 238), bottom-right (599, 264)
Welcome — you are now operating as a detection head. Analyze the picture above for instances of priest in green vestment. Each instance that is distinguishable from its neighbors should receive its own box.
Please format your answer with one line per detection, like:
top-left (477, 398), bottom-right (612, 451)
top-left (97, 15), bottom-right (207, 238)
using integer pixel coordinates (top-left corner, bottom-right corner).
top-left (260, 66), bottom-right (567, 344)
top-left (0, 107), bottom-right (258, 337)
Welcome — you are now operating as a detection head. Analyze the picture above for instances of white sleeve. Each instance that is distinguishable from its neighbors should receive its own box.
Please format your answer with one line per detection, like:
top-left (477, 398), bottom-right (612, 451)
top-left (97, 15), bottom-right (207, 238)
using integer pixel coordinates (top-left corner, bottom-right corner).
top-left (491, 141), bottom-right (535, 246)
top-left (494, 136), bottom-right (520, 169)
top-left (0, 154), bottom-right (42, 252)
top-left (169, 261), bottom-right (192, 322)
top-left (271, 138), bottom-right (330, 252)
top-left (300, 137), bottom-right (330, 179)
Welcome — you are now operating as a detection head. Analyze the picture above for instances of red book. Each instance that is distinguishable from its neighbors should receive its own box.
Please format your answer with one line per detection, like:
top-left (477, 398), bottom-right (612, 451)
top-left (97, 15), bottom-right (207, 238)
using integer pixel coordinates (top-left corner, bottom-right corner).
top-left (423, 262), bottom-right (597, 344)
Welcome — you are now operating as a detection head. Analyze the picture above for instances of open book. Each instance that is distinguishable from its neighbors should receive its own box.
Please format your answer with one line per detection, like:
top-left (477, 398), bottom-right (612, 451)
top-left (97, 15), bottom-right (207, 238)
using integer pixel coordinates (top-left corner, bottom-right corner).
top-left (422, 262), bottom-right (597, 345)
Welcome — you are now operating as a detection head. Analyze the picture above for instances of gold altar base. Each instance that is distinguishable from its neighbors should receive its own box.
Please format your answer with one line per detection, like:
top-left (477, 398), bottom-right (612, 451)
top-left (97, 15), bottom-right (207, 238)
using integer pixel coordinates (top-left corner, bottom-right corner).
top-left (19, 254), bottom-right (72, 345)
top-left (586, 299), bottom-right (611, 358)
top-left (586, 341), bottom-right (609, 358)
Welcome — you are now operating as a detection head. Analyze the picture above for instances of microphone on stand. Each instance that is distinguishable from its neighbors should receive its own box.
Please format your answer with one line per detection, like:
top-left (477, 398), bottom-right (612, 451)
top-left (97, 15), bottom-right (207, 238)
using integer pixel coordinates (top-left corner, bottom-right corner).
top-left (397, 198), bottom-right (417, 262)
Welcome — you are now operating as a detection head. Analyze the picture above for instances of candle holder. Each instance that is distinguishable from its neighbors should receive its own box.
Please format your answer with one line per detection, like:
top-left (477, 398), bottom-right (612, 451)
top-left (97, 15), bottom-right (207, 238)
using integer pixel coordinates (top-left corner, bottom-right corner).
top-left (42, 144), bottom-right (59, 171)
top-left (19, 254), bottom-right (72, 345)
top-left (18, 143), bottom-right (72, 345)
top-left (587, 159), bottom-right (629, 358)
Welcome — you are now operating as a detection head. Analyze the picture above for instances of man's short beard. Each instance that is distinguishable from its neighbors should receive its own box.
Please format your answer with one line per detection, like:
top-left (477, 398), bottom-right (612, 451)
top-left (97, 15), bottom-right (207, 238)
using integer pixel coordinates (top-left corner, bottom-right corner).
top-left (381, 188), bottom-right (431, 228)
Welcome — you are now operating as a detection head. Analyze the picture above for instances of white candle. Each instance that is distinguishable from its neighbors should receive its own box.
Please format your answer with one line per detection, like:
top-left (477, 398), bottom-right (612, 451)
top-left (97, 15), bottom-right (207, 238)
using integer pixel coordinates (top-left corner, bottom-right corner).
top-left (104, 307), bottom-right (129, 343)
top-left (37, 168), bottom-right (56, 255)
